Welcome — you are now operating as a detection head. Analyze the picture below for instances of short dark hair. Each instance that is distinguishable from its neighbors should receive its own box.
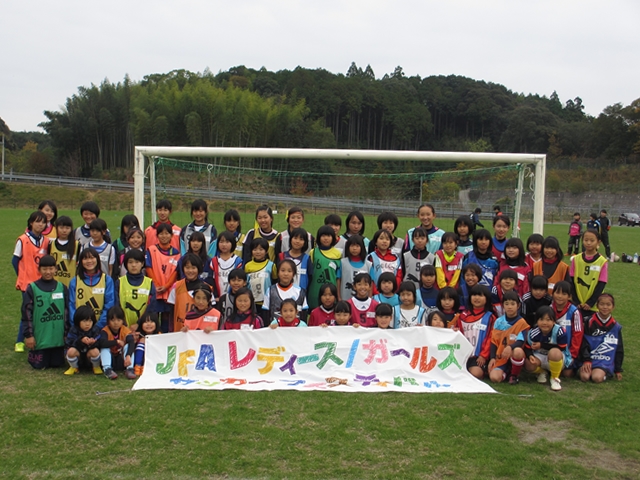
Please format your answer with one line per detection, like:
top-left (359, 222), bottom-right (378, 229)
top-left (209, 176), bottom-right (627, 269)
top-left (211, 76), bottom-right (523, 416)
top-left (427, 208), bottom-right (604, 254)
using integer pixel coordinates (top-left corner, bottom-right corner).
top-left (80, 201), bottom-right (100, 217)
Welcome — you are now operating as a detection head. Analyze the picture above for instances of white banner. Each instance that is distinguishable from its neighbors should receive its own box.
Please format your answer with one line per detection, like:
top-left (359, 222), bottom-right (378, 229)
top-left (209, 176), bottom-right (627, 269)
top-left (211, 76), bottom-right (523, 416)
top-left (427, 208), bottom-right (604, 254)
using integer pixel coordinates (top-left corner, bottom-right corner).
top-left (132, 326), bottom-right (496, 394)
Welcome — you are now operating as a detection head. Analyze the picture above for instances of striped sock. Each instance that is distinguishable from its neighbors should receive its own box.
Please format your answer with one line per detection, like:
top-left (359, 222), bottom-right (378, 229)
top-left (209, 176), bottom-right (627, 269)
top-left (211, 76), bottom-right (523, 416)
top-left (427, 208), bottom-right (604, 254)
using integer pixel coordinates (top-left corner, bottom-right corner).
top-left (510, 357), bottom-right (525, 377)
top-left (66, 355), bottom-right (79, 368)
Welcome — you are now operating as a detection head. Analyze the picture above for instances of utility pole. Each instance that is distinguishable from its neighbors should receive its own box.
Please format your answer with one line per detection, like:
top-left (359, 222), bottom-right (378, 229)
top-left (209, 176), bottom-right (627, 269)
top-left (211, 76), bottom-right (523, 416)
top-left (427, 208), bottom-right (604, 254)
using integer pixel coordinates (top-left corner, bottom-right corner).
top-left (1, 133), bottom-right (5, 180)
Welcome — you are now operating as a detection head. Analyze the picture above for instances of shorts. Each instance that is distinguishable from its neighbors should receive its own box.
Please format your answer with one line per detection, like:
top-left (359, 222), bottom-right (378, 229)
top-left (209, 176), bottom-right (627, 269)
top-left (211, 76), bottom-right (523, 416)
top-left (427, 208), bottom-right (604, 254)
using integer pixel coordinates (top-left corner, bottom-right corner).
top-left (28, 347), bottom-right (65, 370)
top-left (466, 356), bottom-right (488, 372)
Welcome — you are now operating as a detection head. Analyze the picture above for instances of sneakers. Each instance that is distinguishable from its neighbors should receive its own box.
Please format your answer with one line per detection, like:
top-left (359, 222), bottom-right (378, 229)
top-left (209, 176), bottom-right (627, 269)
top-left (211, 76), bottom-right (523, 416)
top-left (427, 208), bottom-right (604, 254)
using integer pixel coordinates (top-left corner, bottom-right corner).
top-left (134, 365), bottom-right (144, 376)
top-left (64, 367), bottom-right (79, 375)
top-left (124, 368), bottom-right (137, 380)
top-left (104, 368), bottom-right (118, 380)
top-left (14, 342), bottom-right (25, 352)
top-left (93, 366), bottom-right (104, 375)
top-left (508, 375), bottom-right (519, 385)
top-left (550, 377), bottom-right (562, 391)
top-left (537, 371), bottom-right (548, 384)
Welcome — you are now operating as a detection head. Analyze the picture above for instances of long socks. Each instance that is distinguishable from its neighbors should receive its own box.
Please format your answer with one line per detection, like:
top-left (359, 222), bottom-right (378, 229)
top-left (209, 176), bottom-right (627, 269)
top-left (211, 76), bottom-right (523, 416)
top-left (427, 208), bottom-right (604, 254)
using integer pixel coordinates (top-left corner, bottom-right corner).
top-left (549, 358), bottom-right (563, 379)
top-left (510, 357), bottom-right (525, 378)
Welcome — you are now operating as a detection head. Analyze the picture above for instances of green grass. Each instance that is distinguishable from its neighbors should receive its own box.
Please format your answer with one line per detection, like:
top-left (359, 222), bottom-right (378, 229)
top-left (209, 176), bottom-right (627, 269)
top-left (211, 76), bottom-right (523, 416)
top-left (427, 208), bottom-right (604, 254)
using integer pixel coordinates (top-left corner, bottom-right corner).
top-left (1, 208), bottom-right (639, 479)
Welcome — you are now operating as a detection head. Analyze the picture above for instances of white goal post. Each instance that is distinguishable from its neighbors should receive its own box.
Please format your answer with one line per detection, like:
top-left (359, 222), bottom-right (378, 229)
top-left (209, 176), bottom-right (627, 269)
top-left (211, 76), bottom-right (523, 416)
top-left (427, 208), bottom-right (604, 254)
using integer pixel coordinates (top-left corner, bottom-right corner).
top-left (133, 147), bottom-right (546, 235)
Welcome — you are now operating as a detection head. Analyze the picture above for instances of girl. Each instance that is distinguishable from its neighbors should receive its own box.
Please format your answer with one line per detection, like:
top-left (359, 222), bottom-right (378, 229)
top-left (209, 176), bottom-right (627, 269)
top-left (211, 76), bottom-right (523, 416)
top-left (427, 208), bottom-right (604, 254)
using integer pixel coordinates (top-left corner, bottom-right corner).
top-left (145, 199), bottom-right (181, 251)
top-left (579, 293), bottom-right (624, 383)
top-left (570, 229), bottom-right (607, 319)
top-left (418, 265), bottom-right (438, 309)
top-left (375, 303), bottom-right (393, 329)
top-left (216, 268), bottom-right (247, 325)
top-left (393, 281), bottom-right (426, 328)
top-left (116, 248), bottom-right (155, 329)
top-left (373, 272), bottom-right (400, 307)
top-left (456, 285), bottom-right (495, 379)
top-left (242, 205), bottom-right (278, 264)
top-left (210, 230), bottom-right (243, 300)
top-left (462, 229), bottom-right (499, 288)
top-left (262, 259), bottom-right (308, 325)
top-left (182, 286), bottom-right (220, 333)
top-left (14, 211), bottom-right (50, 351)
top-left (133, 311), bottom-right (161, 376)
top-left (495, 238), bottom-right (531, 297)
top-left (404, 204), bottom-right (444, 255)
top-left (436, 287), bottom-right (461, 328)
top-left (81, 218), bottom-right (115, 277)
top-left (453, 215), bottom-right (475, 255)
top-left (269, 298), bottom-right (308, 328)
top-left (50, 215), bottom-right (77, 288)
top-left (377, 211), bottom-right (404, 256)
top-left (69, 247), bottom-right (115, 329)
top-left (426, 310), bottom-right (448, 328)
top-left (115, 227), bottom-right (146, 278)
top-left (308, 226), bottom-right (342, 310)
top-left (402, 227), bottom-right (435, 290)
top-left (340, 234), bottom-right (371, 301)
top-left (145, 223), bottom-right (181, 333)
top-left (308, 283), bottom-right (337, 327)
top-left (38, 200), bottom-right (58, 238)
top-left (168, 254), bottom-right (210, 333)
top-left (113, 214), bottom-right (141, 256)
top-left (334, 300), bottom-right (354, 326)
top-left (275, 207), bottom-right (314, 257)
top-left (435, 232), bottom-right (464, 289)
top-left (524, 306), bottom-right (567, 391)
top-left (180, 199), bottom-right (218, 257)
top-left (244, 237), bottom-right (276, 309)
top-left (491, 215), bottom-right (511, 260)
top-left (221, 287), bottom-right (263, 330)
top-left (367, 229), bottom-right (403, 290)
top-left (525, 233), bottom-right (544, 268)
top-left (278, 227), bottom-right (312, 292)
top-left (459, 263), bottom-right (482, 312)
top-left (100, 306), bottom-right (136, 380)
top-left (488, 291), bottom-right (529, 385)
top-left (491, 269), bottom-right (519, 317)
top-left (177, 231), bottom-right (213, 286)
top-left (551, 281), bottom-right (583, 377)
top-left (341, 210), bottom-right (369, 250)
top-left (64, 306), bottom-right (103, 375)
top-left (223, 209), bottom-right (244, 257)
top-left (533, 236), bottom-right (570, 295)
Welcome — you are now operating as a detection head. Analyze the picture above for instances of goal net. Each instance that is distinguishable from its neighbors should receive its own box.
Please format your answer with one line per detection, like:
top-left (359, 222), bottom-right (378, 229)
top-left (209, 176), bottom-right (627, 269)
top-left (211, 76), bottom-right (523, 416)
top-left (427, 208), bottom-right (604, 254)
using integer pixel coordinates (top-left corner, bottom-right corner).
top-left (133, 147), bottom-right (546, 235)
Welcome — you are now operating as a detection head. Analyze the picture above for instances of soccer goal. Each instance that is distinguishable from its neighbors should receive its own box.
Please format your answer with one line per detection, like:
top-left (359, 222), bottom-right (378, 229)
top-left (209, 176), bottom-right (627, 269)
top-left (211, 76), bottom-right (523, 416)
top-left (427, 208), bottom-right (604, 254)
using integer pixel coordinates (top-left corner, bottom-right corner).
top-left (133, 147), bottom-right (546, 235)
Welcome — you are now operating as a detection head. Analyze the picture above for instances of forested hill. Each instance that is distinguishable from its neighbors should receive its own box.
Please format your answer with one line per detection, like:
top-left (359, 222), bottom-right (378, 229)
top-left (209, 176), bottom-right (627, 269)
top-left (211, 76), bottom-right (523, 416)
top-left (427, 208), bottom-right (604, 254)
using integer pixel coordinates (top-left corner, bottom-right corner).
top-left (2, 64), bottom-right (639, 184)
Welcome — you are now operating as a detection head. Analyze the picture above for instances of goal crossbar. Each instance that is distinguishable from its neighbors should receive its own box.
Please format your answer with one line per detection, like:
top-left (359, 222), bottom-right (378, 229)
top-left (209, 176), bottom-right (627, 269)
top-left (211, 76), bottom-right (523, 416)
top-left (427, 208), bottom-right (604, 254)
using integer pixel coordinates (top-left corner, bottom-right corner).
top-left (133, 146), bottom-right (546, 234)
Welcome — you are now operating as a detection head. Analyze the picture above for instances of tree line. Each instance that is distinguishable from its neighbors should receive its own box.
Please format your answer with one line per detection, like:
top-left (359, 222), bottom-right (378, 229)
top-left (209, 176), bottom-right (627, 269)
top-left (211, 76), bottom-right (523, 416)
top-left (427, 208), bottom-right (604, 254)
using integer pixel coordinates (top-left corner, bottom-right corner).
top-left (1, 63), bottom-right (639, 186)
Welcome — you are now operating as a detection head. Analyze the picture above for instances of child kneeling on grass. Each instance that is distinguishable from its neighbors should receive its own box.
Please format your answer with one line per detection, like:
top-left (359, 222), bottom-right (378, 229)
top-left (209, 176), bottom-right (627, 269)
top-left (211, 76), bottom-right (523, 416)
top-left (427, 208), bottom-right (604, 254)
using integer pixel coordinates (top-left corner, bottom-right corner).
top-left (579, 293), bottom-right (623, 383)
top-left (64, 306), bottom-right (103, 375)
top-left (488, 291), bottom-right (530, 385)
top-left (133, 312), bottom-right (161, 376)
top-left (524, 306), bottom-right (568, 391)
top-left (100, 306), bottom-right (136, 380)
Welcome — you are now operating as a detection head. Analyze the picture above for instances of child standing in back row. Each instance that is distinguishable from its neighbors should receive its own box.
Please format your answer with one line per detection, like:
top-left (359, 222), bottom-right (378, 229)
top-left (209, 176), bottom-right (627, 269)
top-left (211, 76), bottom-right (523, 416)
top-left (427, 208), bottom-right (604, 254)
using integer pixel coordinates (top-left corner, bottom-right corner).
top-left (404, 204), bottom-right (444, 255)
top-left (13, 211), bottom-right (50, 352)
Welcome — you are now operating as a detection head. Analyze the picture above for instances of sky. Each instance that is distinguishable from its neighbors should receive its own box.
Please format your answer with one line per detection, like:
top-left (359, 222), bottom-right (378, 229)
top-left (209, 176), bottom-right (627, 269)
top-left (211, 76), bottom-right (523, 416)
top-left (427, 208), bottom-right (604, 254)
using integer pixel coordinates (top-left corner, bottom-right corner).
top-left (2, 0), bottom-right (639, 132)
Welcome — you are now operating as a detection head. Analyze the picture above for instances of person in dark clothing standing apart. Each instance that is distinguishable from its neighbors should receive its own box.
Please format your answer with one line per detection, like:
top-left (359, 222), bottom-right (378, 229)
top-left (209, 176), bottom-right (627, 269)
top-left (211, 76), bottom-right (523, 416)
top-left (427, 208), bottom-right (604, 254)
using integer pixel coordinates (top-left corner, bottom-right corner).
top-left (599, 210), bottom-right (611, 260)
top-left (470, 208), bottom-right (484, 228)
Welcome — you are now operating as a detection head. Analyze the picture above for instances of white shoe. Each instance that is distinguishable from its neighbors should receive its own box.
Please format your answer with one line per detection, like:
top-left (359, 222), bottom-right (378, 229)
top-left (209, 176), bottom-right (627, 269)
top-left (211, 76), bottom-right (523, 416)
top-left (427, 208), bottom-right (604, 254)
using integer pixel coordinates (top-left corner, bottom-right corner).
top-left (537, 371), bottom-right (548, 384)
top-left (550, 377), bottom-right (562, 391)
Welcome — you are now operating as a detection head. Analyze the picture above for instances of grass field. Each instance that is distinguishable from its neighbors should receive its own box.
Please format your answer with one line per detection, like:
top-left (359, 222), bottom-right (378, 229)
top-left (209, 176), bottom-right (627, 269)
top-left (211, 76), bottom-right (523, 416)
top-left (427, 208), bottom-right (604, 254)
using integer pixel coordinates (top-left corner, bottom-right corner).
top-left (1, 207), bottom-right (639, 479)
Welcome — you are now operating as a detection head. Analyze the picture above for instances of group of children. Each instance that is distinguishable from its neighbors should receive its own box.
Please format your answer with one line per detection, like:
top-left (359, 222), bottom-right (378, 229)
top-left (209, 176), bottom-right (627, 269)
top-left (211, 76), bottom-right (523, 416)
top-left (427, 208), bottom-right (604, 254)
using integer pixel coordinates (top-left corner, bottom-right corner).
top-left (14, 199), bottom-right (623, 389)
